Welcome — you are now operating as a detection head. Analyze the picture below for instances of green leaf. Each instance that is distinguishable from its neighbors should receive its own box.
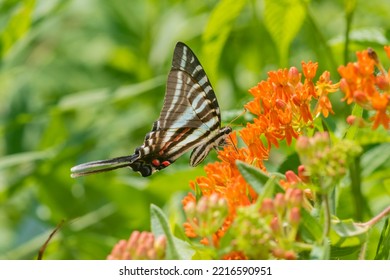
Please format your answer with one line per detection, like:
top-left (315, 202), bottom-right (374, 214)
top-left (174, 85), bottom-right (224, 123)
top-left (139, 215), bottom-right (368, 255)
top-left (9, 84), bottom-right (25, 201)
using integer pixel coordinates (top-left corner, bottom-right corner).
top-left (264, 0), bottom-right (307, 66)
top-left (236, 160), bottom-right (274, 195)
top-left (310, 240), bottom-right (330, 260)
top-left (330, 245), bottom-right (362, 258)
top-left (361, 143), bottom-right (390, 176)
top-left (58, 77), bottom-right (165, 111)
top-left (330, 219), bottom-right (368, 248)
top-left (0, 149), bottom-right (55, 169)
top-left (348, 27), bottom-right (388, 45)
top-left (300, 208), bottom-right (323, 243)
top-left (146, 168), bottom-right (202, 203)
top-left (202, 0), bottom-right (247, 81)
top-left (375, 218), bottom-right (390, 260)
top-left (150, 204), bottom-right (194, 260)
top-left (0, 0), bottom-right (35, 58)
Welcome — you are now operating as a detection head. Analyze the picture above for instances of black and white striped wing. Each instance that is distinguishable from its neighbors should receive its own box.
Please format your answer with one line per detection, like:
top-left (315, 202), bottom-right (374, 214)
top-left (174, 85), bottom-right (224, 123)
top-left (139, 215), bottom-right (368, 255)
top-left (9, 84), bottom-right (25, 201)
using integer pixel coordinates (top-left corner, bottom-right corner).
top-left (147, 42), bottom-right (228, 165)
top-left (70, 42), bottom-right (231, 178)
top-left (159, 42), bottom-right (221, 128)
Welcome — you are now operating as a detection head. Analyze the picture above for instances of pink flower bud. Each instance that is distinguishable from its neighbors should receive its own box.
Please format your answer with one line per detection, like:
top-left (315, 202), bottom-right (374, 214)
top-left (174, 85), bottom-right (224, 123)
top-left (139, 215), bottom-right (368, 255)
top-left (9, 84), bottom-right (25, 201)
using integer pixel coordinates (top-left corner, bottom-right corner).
top-left (155, 235), bottom-right (166, 250)
top-left (274, 193), bottom-right (286, 213)
top-left (197, 197), bottom-right (208, 214)
top-left (135, 244), bottom-right (147, 259)
top-left (260, 198), bottom-right (274, 215)
top-left (284, 250), bottom-right (297, 260)
top-left (107, 240), bottom-right (127, 260)
top-left (376, 75), bottom-right (389, 90)
top-left (275, 99), bottom-right (287, 109)
top-left (270, 216), bottom-right (280, 233)
top-left (298, 165), bottom-right (310, 182)
top-left (285, 170), bottom-right (301, 184)
top-left (290, 189), bottom-right (303, 206)
top-left (272, 248), bottom-right (285, 259)
top-left (184, 201), bottom-right (196, 217)
top-left (353, 90), bottom-right (368, 104)
top-left (289, 207), bottom-right (301, 226)
top-left (288, 66), bottom-right (301, 86)
top-left (296, 135), bottom-right (310, 150)
top-left (209, 193), bottom-right (219, 205)
top-left (127, 231), bottom-right (140, 250)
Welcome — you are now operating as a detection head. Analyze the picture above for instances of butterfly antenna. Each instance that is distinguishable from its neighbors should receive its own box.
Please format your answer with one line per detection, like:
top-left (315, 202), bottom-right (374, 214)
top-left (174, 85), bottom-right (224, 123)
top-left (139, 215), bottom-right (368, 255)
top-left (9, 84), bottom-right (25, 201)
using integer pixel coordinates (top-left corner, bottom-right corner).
top-left (228, 108), bottom-right (247, 127)
top-left (225, 109), bottom-right (246, 154)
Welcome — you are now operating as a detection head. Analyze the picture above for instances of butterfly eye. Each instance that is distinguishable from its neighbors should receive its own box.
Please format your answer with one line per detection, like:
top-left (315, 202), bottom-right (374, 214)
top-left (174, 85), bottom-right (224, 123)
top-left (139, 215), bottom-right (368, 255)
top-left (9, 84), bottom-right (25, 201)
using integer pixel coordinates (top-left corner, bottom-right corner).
top-left (140, 166), bottom-right (152, 177)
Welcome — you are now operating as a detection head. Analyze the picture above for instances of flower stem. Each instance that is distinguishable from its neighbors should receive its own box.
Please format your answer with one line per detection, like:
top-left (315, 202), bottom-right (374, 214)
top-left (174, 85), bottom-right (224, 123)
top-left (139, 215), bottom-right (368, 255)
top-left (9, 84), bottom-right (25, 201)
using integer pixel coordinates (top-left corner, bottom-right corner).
top-left (350, 156), bottom-right (365, 221)
top-left (322, 193), bottom-right (331, 239)
top-left (356, 206), bottom-right (390, 228)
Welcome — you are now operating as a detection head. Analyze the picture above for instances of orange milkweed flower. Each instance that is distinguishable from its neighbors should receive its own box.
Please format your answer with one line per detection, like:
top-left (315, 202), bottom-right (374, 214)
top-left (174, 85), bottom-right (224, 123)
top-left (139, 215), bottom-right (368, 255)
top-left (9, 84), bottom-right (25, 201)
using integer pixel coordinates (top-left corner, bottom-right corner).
top-left (314, 71), bottom-right (338, 117)
top-left (302, 61), bottom-right (318, 80)
top-left (338, 46), bottom-right (390, 129)
top-left (384, 46), bottom-right (390, 59)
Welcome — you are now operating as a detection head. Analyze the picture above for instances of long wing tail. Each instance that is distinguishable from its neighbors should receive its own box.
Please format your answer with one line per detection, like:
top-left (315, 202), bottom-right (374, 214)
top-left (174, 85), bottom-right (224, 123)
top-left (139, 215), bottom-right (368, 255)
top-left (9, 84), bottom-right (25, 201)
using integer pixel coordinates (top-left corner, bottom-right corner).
top-left (70, 154), bottom-right (139, 178)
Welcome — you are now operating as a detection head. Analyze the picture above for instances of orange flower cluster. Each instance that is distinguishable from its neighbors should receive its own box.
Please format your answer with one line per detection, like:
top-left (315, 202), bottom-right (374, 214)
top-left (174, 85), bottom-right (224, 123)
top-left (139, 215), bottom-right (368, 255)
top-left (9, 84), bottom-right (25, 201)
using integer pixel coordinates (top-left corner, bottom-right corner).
top-left (338, 46), bottom-right (390, 129)
top-left (243, 62), bottom-right (338, 148)
top-left (182, 62), bottom-right (338, 247)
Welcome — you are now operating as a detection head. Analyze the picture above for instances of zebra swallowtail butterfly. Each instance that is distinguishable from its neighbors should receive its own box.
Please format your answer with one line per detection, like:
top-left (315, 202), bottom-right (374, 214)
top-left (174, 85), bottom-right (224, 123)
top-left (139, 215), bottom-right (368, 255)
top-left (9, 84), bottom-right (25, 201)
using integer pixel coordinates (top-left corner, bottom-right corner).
top-left (71, 42), bottom-right (232, 177)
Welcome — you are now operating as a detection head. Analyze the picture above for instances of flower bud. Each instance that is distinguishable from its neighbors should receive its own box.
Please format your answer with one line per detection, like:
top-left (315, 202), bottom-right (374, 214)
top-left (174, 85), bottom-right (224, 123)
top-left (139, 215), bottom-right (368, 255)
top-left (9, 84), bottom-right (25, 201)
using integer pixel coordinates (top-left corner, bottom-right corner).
top-left (275, 99), bottom-right (287, 110)
top-left (376, 75), bottom-right (389, 90)
top-left (288, 66), bottom-right (301, 86)
top-left (289, 189), bottom-right (303, 207)
top-left (353, 90), bottom-right (368, 105)
top-left (274, 193), bottom-right (286, 213)
top-left (284, 250), bottom-right (297, 260)
top-left (184, 201), bottom-right (196, 218)
top-left (297, 165), bottom-right (310, 183)
top-left (285, 170), bottom-right (301, 185)
top-left (154, 235), bottom-right (167, 259)
top-left (107, 231), bottom-right (166, 260)
top-left (272, 248), bottom-right (285, 259)
top-left (289, 207), bottom-right (301, 226)
top-left (260, 198), bottom-right (275, 216)
top-left (270, 216), bottom-right (281, 234)
top-left (296, 135), bottom-right (310, 151)
top-left (196, 197), bottom-right (208, 215)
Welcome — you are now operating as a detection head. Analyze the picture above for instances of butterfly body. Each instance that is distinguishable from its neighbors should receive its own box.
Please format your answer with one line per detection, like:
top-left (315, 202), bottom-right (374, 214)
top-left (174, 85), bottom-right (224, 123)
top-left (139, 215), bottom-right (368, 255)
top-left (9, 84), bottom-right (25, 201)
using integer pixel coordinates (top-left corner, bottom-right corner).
top-left (71, 42), bottom-right (231, 178)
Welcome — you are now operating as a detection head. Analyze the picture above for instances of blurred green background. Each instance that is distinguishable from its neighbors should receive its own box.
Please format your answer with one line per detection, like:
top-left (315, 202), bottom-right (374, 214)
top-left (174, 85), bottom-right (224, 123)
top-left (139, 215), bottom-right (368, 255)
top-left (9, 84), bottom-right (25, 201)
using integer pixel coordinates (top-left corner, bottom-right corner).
top-left (0, 0), bottom-right (389, 259)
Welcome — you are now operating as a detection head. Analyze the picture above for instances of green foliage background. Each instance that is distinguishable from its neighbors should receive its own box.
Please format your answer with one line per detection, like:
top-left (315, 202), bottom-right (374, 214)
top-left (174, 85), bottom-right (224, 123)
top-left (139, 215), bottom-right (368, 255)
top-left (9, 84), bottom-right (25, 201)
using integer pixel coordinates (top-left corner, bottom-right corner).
top-left (0, 0), bottom-right (389, 259)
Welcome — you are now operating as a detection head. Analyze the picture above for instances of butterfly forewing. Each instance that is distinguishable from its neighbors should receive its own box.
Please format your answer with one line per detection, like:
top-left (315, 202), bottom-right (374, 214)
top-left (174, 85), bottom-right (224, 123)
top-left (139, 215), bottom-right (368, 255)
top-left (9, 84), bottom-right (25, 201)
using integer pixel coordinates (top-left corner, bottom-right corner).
top-left (170, 42), bottom-right (221, 124)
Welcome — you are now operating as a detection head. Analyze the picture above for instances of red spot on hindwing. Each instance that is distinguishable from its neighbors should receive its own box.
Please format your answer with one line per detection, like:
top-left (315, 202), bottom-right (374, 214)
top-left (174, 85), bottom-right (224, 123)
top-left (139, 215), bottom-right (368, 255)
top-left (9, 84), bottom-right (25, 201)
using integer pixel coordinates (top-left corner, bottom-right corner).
top-left (161, 161), bottom-right (171, 167)
top-left (151, 159), bottom-right (160, 167)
